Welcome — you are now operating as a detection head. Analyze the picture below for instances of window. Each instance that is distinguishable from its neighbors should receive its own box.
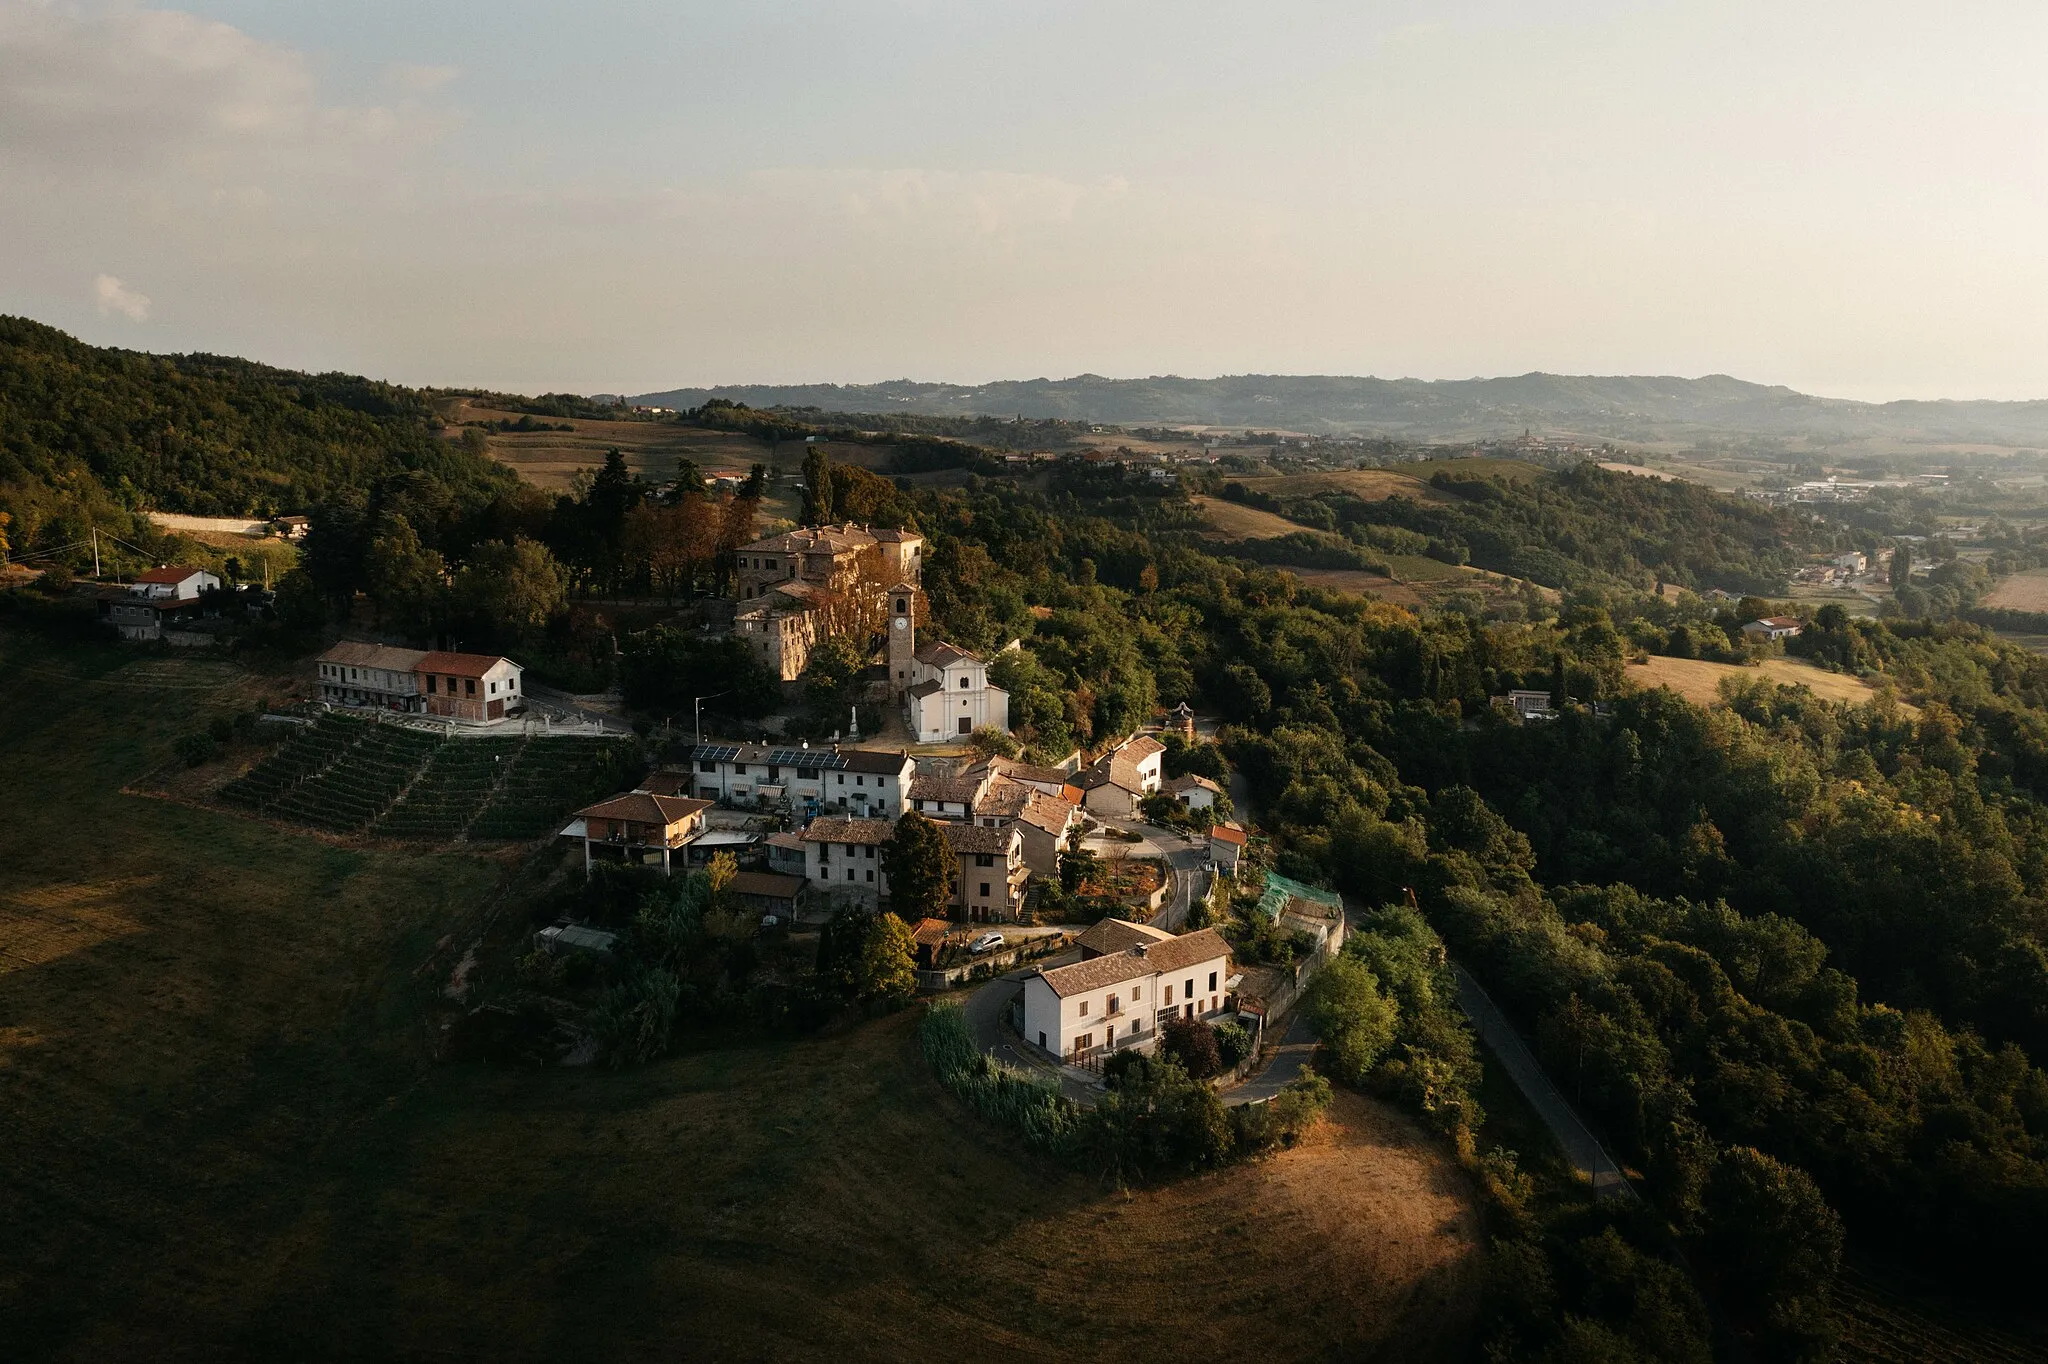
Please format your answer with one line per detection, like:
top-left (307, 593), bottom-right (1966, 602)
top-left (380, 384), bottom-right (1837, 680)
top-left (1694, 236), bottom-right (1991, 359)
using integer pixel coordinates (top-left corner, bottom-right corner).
top-left (959, 676), bottom-right (970, 689)
top-left (1108, 994), bottom-right (1119, 1014)
top-left (465, 679), bottom-right (476, 696)
top-left (818, 869), bottom-right (829, 881)
top-left (866, 869), bottom-right (875, 882)
top-left (856, 775), bottom-right (865, 786)
top-left (863, 845), bottom-right (875, 858)
top-left (734, 764), bottom-right (747, 776)
top-left (426, 675), bottom-right (437, 694)
top-left (1185, 979), bottom-right (1194, 999)
top-left (1209, 971), bottom-right (1218, 992)
top-left (1164, 984), bottom-right (1173, 1004)
top-left (699, 761), bottom-right (716, 774)
top-left (490, 681), bottom-right (498, 694)
top-left (836, 774), bottom-right (845, 785)
top-left (978, 882), bottom-right (990, 897)
top-left (1077, 999), bottom-right (1089, 1016)
top-left (975, 853), bottom-right (994, 867)
top-left (767, 766), bottom-right (780, 781)
top-left (894, 598), bottom-right (906, 614)
top-left (846, 868), bottom-right (855, 881)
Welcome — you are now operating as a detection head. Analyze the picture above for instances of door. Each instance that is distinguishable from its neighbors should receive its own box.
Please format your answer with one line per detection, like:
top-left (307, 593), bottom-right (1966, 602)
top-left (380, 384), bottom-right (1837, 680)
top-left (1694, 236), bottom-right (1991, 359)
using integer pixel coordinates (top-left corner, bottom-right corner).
top-left (958, 716), bottom-right (973, 734)
top-left (488, 698), bottom-right (505, 719)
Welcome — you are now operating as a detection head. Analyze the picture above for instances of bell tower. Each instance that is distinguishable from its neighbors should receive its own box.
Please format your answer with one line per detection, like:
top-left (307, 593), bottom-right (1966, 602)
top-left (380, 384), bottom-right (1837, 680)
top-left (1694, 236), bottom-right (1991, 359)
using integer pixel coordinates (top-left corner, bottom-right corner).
top-left (887, 583), bottom-right (918, 698)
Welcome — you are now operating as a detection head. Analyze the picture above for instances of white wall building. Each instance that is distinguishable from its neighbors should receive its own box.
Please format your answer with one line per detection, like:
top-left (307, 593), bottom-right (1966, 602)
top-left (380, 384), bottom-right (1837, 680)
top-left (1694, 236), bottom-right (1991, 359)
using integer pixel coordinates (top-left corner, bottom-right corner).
top-left (1075, 734), bottom-right (1166, 816)
top-left (904, 642), bottom-right (1010, 743)
top-left (799, 816), bottom-right (896, 909)
top-left (683, 743), bottom-right (911, 818)
top-left (1021, 926), bottom-right (1234, 1063)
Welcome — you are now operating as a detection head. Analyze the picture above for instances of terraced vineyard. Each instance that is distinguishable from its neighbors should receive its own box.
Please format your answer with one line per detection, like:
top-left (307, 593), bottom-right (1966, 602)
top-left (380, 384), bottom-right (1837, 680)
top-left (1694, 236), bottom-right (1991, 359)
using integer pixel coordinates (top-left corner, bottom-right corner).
top-left (220, 714), bottom-right (636, 842)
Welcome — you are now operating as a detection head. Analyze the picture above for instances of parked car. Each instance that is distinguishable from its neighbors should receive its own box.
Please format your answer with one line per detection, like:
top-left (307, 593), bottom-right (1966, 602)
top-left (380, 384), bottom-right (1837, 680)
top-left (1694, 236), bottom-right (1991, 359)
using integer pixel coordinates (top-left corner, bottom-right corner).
top-left (970, 931), bottom-right (1005, 955)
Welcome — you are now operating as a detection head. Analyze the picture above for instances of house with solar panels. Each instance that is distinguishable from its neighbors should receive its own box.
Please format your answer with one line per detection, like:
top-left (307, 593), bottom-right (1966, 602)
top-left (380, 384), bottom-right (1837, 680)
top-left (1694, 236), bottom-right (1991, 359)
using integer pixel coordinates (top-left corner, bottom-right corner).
top-left (680, 741), bottom-right (912, 819)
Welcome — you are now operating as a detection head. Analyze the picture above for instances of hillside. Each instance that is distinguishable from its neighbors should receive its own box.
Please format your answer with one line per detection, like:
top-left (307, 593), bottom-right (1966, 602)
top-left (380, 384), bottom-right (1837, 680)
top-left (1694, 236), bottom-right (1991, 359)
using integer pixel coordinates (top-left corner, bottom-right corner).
top-left (632, 371), bottom-right (2048, 446)
top-left (0, 317), bottom-right (513, 555)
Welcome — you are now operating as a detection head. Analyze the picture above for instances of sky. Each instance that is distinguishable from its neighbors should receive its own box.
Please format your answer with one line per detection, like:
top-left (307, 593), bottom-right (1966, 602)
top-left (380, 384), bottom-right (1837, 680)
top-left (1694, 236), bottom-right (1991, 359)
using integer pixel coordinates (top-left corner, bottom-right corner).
top-left (4, 0), bottom-right (2048, 400)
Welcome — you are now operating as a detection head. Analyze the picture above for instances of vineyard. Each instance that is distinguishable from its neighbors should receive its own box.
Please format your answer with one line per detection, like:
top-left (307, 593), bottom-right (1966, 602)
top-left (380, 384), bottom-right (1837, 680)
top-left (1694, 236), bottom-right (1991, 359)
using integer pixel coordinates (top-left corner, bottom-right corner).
top-left (219, 713), bottom-right (637, 842)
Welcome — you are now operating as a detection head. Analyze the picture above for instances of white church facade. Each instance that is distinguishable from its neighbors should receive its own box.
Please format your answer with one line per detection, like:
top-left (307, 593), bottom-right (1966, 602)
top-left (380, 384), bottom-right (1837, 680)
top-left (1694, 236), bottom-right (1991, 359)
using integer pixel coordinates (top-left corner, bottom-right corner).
top-left (887, 585), bottom-right (1010, 744)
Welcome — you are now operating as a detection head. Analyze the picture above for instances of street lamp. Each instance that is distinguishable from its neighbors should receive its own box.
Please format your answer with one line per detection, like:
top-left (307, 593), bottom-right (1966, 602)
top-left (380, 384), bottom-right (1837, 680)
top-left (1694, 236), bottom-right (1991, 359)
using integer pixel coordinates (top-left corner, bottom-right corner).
top-left (693, 691), bottom-right (731, 747)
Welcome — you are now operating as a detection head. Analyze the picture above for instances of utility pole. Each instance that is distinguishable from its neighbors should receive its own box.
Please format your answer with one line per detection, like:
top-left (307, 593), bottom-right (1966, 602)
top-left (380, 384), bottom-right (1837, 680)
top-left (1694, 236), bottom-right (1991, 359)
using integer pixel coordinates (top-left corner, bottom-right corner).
top-left (693, 690), bottom-right (731, 747)
top-left (92, 527), bottom-right (100, 579)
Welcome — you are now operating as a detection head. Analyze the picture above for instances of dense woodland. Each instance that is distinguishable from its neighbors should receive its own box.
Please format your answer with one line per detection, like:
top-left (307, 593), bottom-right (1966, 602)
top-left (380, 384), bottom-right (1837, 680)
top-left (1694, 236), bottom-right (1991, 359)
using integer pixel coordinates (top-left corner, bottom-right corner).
top-left (10, 324), bottom-right (2048, 1359)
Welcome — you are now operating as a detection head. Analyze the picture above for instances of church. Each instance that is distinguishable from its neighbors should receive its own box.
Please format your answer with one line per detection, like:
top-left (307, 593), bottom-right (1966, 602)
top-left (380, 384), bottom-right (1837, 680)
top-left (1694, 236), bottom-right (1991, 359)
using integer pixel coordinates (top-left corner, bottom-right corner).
top-left (887, 585), bottom-right (1010, 743)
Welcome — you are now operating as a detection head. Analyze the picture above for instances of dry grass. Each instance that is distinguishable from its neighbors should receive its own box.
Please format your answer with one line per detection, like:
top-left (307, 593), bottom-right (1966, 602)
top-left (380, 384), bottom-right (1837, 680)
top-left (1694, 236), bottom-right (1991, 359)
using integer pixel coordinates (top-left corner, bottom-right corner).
top-left (0, 629), bottom-right (1485, 1362)
top-left (1629, 655), bottom-right (1917, 715)
top-left (1229, 467), bottom-right (1453, 503)
top-left (1190, 494), bottom-right (1309, 540)
top-left (1984, 568), bottom-right (2048, 613)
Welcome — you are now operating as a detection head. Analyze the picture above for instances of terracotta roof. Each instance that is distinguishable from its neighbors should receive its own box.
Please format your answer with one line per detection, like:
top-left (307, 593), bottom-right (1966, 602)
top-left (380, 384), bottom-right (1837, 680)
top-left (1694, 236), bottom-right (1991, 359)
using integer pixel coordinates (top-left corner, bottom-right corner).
top-left (973, 778), bottom-right (1033, 819)
top-left (416, 650), bottom-right (517, 678)
top-left (871, 528), bottom-right (924, 543)
top-left (728, 871), bottom-right (804, 900)
top-left (1074, 918), bottom-right (1174, 956)
top-left (136, 565), bottom-right (211, 584)
top-left (912, 773), bottom-right (985, 806)
top-left (1036, 950), bottom-right (1158, 997)
top-left (1209, 822), bottom-right (1248, 846)
top-left (800, 817), bottom-right (896, 845)
top-left (837, 747), bottom-right (910, 775)
top-left (914, 641), bottom-right (982, 668)
top-left (939, 821), bottom-right (1017, 855)
top-left (764, 831), bottom-right (807, 851)
top-left (637, 771), bottom-right (694, 797)
top-left (1119, 735), bottom-right (1166, 760)
top-left (1142, 928), bottom-right (1233, 974)
top-left (1750, 616), bottom-right (1802, 629)
top-left (1163, 773), bottom-right (1224, 795)
top-left (1018, 790), bottom-right (1081, 834)
top-left (739, 524), bottom-right (877, 555)
top-left (910, 917), bottom-right (955, 947)
top-left (319, 641), bottom-right (427, 671)
top-left (574, 792), bottom-right (711, 825)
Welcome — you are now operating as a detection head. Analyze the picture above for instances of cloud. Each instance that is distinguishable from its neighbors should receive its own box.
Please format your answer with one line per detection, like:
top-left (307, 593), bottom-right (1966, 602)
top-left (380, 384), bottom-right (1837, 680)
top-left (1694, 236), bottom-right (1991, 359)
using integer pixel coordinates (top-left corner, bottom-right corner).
top-left (385, 63), bottom-right (459, 94)
top-left (94, 274), bottom-right (149, 321)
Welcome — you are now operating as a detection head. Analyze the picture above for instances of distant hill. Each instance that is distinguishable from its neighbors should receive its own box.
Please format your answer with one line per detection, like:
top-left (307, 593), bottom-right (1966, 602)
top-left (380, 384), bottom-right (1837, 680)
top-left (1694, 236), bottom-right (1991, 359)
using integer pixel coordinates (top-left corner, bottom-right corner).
top-left (632, 372), bottom-right (2048, 447)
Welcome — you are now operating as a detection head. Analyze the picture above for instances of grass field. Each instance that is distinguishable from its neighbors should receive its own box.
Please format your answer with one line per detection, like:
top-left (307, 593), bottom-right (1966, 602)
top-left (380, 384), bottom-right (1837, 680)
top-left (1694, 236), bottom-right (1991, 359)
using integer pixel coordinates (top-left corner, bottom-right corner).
top-left (1984, 567), bottom-right (2048, 613)
top-left (1226, 467), bottom-right (1454, 503)
top-left (0, 627), bottom-right (1487, 1362)
top-left (1189, 494), bottom-right (1310, 540)
top-left (1629, 654), bottom-right (1918, 714)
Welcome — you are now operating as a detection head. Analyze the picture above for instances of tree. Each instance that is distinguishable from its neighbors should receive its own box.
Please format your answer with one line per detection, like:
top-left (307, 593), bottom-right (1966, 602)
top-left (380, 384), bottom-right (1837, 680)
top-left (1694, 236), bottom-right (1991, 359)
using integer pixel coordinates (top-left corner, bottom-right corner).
top-left (857, 912), bottom-right (918, 1004)
top-left (453, 537), bottom-right (566, 643)
top-left (799, 634), bottom-right (868, 709)
top-left (304, 490), bottom-right (368, 619)
top-left (884, 811), bottom-right (954, 921)
top-left (801, 444), bottom-right (833, 525)
top-left (1303, 956), bottom-right (1399, 1086)
top-left (1700, 1147), bottom-right (1843, 1360)
top-left (1162, 1014), bottom-right (1222, 1079)
top-left (362, 512), bottom-right (447, 636)
top-left (968, 726), bottom-right (1020, 760)
top-left (1889, 543), bottom-right (1913, 590)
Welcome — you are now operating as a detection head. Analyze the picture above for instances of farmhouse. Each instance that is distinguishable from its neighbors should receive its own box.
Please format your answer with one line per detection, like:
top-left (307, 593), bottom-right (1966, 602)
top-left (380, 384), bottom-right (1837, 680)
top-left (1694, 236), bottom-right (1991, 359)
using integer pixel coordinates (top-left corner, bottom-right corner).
top-left (99, 565), bottom-right (222, 640)
top-left (1742, 616), bottom-right (1804, 642)
top-left (1021, 927), bottom-right (1234, 1063)
top-left (313, 643), bottom-right (525, 723)
top-left (568, 792), bottom-right (711, 874)
top-left (1074, 734), bottom-right (1166, 816)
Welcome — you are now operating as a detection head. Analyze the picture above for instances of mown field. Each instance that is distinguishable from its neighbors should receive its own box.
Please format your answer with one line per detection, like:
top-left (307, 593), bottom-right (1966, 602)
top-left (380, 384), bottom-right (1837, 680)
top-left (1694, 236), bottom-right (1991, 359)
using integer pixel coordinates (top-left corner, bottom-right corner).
top-left (1984, 567), bottom-right (2048, 613)
top-left (1628, 654), bottom-right (1919, 715)
top-left (0, 628), bottom-right (1487, 1363)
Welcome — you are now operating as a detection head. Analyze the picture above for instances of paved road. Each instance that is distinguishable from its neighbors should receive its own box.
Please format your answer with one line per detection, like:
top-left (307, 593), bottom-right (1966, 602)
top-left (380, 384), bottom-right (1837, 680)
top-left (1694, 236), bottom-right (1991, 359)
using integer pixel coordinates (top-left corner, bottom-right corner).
top-left (1224, 1008), bottom-right (1317, 1106)
top-left (1080, 818), bottom-right (1210, 931)
top-left (1454, 966), bottom-right (1634, 1199)
top-left (963, 947), bottom-right (1099, 1103)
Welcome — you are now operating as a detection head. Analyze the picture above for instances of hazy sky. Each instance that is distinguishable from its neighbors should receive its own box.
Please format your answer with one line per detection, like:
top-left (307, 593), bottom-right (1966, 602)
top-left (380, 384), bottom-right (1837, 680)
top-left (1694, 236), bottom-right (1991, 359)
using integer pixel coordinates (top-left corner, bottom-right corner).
top-left (5, 0), bottom-right (2048, 400)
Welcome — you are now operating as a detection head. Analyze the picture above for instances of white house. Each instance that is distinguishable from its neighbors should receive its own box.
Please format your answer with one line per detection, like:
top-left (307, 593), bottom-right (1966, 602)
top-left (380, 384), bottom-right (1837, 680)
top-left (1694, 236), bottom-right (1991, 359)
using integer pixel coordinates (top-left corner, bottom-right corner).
top-left (1074, 734), bottom-right (1166, 816)
top-left (684, 742), bottom-right (911, 819)
top-left (1741, 616), bottom-right (1803, 642)
top-left (1161, 773), bottom-right (1223, 811)
top-left (130, 565), bottom-right (220, 600)
top-left (799, 816), bottom-right (896, 909)
top-left (1208, 821), bottom-right (1247, 875)
top-left (316, 642), bottom-right (427, 711)
top-left (909, 770), bottom-right (988, 820)
top-left (1021, 927), bottom-right (1234, 1063)
top-left (904, 642), bottom-right (1010, 743)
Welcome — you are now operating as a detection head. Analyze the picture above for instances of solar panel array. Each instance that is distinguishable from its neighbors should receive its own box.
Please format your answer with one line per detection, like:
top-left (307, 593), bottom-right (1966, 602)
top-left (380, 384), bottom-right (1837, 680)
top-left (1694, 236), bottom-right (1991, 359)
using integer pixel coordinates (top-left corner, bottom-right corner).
top-left (767, 748), bottom-right (847, 769)
top-left (695, 744), bottom-right (741, 762)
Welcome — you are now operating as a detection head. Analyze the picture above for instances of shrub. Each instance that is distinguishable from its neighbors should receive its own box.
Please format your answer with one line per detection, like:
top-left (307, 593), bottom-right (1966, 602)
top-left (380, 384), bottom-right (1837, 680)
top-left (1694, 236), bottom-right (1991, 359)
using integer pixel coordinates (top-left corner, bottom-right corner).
top-left (1212, 1019), bottom-right (1254, 1069)
top-left (1162, 1014), bottom-right (1223, 1078)
top-left (919, 1002), bottom-right (1079, 1154)
top-left (174, 731), bottom-right (219, 767)
top-left (1303, 956), bottom-right (1399, 1085)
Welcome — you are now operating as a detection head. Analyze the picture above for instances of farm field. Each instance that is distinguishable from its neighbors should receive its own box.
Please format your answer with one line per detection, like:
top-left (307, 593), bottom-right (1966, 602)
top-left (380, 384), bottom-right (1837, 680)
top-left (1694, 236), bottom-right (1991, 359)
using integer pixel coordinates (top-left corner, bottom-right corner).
top-left (1629, 654), bottom-right (1918, 714)
top-left (1189, 493), bottom-right (1310, 540)
top-left (0, 628), bottom-right (1488, 1362)
top-left (1226, 466), bottom-right (1454, 502)
top-left (1984, 567), bottom-right (2048, 613)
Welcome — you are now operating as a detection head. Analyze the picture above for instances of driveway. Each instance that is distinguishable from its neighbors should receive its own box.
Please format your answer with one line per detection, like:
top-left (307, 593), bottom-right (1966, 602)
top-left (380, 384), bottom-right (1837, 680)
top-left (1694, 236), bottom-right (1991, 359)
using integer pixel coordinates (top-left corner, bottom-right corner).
top-left (962, 947), bottom-right (1098, 1103)
top-left (1079, 817), bottom-right (1211, 931)
top-left (1224, 1009), bottom-right (1317, 1106)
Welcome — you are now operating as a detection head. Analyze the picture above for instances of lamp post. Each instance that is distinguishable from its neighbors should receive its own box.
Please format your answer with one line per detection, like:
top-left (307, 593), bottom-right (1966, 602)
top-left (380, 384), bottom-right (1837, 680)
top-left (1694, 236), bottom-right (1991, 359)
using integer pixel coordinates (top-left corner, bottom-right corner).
top-left (693, 691), bottom-right (731, 747)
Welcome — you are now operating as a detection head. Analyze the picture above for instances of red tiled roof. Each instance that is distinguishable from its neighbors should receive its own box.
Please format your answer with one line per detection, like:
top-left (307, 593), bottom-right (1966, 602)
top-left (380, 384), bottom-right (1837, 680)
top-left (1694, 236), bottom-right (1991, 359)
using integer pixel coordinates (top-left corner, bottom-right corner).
top-left (416, 650), bottom-right (516, 678)
top-left (1209, 823), bottom-right (1248, 846)
top-left (136, 565), bottom-right (209, 584)
top-left (574, 792), bottom-right (711, 825)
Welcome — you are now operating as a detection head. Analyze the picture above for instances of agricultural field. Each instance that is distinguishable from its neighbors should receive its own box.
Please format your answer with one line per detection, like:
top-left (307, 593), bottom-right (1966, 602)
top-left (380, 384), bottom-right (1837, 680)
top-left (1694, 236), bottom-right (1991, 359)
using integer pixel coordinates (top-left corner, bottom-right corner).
top-left (0, 627), bottom-right (1489, 1361)
top-left (1284, 559), bottom-right (1558, 615)
top-left (1984, 567), bottom-right (2048, 613)
top-left (217, 713), bottom-right (637, 843)
top-left (1628, 654), bottom-right (1918, 714)
top-left (1226, 466), bottom-right (1455, 503)
top-left (1189, 494), bottom-right (1310, 541)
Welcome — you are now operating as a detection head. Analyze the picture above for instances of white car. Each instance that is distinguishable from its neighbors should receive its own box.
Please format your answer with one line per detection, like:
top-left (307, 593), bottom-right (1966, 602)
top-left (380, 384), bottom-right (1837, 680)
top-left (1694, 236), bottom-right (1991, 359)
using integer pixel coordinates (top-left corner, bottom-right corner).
top-left (969, 931), bottom-right (1006, 955)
